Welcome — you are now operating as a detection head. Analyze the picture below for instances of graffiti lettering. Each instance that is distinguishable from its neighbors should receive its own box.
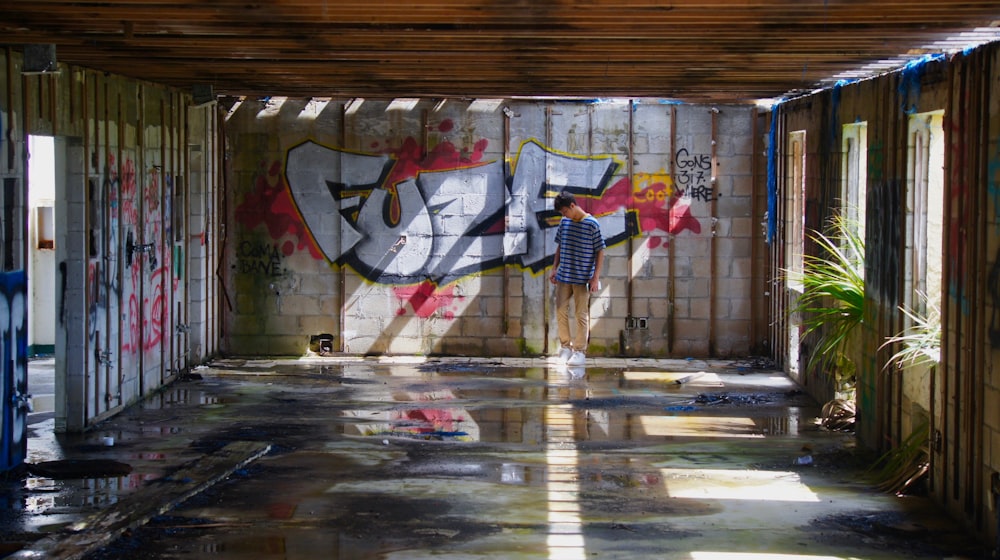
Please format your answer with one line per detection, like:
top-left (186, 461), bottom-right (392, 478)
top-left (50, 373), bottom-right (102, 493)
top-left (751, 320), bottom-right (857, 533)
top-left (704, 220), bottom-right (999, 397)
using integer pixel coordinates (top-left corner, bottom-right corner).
top-left (238, 240), bottom-right (285, 277)
top-left (674, 148), bottom-right (711, 170)
top-left (285, 139), bottom-right (631, 284)
top-left (674, 148), bottom-right (715, 201)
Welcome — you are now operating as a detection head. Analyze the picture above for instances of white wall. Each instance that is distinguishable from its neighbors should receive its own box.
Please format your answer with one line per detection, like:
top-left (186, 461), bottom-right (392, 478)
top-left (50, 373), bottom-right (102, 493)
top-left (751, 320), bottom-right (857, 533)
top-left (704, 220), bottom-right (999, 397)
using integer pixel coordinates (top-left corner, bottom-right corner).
top-left (27, 135), bottom-right (56, 353)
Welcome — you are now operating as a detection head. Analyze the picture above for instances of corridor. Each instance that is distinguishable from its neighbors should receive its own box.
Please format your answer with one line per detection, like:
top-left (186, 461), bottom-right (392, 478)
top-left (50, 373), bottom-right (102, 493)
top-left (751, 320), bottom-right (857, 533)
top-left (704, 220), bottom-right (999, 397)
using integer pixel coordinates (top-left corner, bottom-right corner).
top-left (3, 357), bottom-right (983, 559)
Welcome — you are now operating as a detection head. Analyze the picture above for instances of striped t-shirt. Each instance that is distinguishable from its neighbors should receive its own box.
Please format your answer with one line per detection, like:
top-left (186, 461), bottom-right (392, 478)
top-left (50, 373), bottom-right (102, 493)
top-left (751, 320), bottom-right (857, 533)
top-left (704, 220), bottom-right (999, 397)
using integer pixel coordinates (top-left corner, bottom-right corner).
top-left (554, 214), bottom-right (605, 285)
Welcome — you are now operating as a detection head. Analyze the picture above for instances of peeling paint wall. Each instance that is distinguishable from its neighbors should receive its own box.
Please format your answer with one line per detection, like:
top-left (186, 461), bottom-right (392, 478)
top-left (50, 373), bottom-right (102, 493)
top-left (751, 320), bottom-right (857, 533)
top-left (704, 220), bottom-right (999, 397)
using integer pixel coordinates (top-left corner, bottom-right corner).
top-left (224, 99), bottom-right (766, 358)
top-left (775, 41), bottom-right (1000, 545)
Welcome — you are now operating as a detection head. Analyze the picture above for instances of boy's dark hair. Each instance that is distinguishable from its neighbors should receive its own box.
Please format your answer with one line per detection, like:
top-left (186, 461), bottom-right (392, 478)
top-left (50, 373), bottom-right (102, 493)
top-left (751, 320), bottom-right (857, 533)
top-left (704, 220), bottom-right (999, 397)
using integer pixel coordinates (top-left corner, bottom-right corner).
top-left (553, 190), bottom-right (576, 210)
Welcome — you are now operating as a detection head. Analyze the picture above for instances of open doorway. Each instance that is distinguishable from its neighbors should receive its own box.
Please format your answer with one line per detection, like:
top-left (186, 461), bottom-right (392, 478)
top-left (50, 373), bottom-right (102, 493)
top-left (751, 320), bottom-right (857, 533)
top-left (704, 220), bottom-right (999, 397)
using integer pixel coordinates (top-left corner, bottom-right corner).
top-left (26, 135), bottom-right (57, 427)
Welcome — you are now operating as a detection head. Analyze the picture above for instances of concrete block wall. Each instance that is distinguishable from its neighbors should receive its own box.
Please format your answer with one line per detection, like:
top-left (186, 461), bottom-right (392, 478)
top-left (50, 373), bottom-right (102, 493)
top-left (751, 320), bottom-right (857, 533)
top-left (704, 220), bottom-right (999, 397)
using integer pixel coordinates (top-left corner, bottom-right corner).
top-left (225, 98), bottom-right (761, 358)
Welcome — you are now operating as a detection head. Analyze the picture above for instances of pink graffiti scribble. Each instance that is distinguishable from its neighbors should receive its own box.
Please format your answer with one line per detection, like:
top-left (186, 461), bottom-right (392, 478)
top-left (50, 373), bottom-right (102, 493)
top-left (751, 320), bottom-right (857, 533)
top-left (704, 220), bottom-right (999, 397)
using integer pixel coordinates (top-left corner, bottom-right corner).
top-left (393, 281), bottom-right (459, 319)
top-left (119, 156), bottom-right (138, 227)
top-left (123, 266), bottom-right (179, 356)
top-left (235, 160), bottom-right (324, 260)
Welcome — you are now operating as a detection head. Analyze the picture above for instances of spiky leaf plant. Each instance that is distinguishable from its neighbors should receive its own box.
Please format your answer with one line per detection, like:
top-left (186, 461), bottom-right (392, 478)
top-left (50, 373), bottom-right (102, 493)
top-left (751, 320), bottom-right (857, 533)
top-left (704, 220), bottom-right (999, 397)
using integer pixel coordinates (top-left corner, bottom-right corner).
top-left (787, 212), bottom-right (866, 378)
top-left (881, 292), bottom-right (940, 371)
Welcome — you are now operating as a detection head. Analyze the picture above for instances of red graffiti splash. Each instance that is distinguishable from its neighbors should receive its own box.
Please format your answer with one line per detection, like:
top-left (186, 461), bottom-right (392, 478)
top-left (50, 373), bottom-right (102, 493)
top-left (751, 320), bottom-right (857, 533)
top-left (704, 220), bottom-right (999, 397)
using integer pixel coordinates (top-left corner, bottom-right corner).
top-left (235, 160), bottom-right (323, 260)
top-left (393, 281), bottom-right (459, 319)
top-left (578, 176), bottom-right (701, 249)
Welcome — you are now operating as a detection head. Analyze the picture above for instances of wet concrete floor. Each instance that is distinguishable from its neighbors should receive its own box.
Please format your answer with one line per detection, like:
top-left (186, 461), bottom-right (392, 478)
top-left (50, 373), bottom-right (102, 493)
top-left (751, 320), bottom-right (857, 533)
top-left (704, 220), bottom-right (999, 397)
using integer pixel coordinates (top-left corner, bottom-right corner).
top-left (1, 356), bottom-right (988, 559)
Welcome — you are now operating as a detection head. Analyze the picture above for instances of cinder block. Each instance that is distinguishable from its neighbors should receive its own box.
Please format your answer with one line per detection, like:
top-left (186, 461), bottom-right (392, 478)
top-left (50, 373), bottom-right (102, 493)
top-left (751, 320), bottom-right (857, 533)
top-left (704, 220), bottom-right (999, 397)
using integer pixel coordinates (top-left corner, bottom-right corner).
top-left (689, 298), bottom-right (712, 320)
top-left (268, 335), bottom-right (306, 355)
top-left (674, 318), bottom-right (710, 341)
top-left (729, 217), bottom-right (754, 238)
top-left (716, 194), bottom-right (752, 217)
top-left (275, 294), bottom-right (320, 316)
top-left (230, 315), bottom-right (264, 335)
top-left (714, 237), bottom-right (751, 259)
top-left (690, 257), bottom-right (713, 279)
top-left (715, 278), bottom-right (749, 302)
top-left (297, 273), bottom-right (337, 296)
top-left (632, 277), bottom-right (668, 299)
top-left (318, 295), bottom-right (340, 316)
top-left (263, 314), bottom-right (299, 335)
top-left (299, 315), bottom-right (337, 334)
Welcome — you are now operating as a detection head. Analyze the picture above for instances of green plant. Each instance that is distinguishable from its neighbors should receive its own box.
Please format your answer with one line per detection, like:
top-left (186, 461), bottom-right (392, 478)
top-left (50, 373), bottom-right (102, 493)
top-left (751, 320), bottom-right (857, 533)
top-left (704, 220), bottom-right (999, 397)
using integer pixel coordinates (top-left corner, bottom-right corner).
top-left (868, 419), bottom-right (930, 495)
top-left (881, 291), bottom-right (941, 371)
top-left (787, 212), bottom-right (866, 378)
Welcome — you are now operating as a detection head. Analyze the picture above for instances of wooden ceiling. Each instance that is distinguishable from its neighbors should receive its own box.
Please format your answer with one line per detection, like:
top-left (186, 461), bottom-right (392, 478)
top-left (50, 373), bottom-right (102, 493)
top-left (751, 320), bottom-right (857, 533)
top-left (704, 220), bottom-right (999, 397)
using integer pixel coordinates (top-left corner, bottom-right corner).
top-left (1, 1), bottom-right (998, 102)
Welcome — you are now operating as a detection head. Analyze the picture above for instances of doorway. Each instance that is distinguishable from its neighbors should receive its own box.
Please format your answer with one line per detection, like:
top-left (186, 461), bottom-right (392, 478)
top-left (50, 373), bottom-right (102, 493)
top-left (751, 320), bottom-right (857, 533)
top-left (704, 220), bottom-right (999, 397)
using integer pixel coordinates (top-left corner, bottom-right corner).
top-left (26, 135), bottom-right (57, 427)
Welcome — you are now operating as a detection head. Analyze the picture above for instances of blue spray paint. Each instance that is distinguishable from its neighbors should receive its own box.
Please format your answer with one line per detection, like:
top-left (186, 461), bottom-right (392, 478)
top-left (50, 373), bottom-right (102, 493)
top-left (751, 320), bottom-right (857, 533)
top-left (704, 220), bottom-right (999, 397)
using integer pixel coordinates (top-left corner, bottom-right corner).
top-left (898, 54), bottom-right (945, 114)
top-left (766, 104), bottom-right (782, 244)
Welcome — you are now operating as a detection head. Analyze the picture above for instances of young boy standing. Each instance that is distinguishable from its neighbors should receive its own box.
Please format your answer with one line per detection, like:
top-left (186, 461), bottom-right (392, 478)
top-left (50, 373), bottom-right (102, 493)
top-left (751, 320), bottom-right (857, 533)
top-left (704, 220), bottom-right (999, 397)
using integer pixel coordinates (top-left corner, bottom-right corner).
top-left (549, 190), bottom-right (605, 366)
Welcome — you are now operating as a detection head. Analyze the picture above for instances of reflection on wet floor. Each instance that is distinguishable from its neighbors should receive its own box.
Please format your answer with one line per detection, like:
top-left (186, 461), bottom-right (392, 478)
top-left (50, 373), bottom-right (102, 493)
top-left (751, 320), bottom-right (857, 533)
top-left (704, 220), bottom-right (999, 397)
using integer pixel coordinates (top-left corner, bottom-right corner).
top-left (1, 358), bottom-right (986, 559)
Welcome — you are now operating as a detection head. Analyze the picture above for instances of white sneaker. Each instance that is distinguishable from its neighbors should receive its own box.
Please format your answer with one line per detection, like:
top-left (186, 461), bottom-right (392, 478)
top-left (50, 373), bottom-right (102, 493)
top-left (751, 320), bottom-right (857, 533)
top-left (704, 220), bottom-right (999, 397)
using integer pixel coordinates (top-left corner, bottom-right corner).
top-left (567, 351), bottom-right (586, 366)
top-left (557, 347), bottom-right (573, 363)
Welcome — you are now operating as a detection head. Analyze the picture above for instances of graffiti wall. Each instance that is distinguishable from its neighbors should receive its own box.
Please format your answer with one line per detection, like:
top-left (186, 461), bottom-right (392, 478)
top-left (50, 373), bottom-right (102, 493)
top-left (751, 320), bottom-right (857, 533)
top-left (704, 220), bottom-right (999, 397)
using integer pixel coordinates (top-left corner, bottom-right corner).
top-left (226, 98), bottom-right (761, 358)
top-left (0, 271), bottom-right (28, 471)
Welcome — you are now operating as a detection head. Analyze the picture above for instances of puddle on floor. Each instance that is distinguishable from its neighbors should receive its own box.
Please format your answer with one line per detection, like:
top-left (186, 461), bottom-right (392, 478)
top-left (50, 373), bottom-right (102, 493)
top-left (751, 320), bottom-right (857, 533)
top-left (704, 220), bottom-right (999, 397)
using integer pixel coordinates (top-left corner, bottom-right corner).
top-left (1, 360), bottom-right (985, 559)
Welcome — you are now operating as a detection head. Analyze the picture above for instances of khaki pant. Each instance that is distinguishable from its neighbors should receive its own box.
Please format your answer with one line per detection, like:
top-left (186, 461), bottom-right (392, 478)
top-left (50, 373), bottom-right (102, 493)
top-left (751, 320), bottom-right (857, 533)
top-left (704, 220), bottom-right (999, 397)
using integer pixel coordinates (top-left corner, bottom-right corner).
top-left (555, 281), bottom-right (591, 352)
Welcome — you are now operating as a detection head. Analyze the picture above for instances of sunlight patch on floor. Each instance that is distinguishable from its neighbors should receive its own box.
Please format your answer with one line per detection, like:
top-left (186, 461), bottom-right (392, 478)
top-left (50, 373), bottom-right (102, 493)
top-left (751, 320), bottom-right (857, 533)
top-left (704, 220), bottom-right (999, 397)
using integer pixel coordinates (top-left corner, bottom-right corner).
top-left (545, 402), bottom-right (586, 560)
top-left (662, 468), bottom-right (820, 502)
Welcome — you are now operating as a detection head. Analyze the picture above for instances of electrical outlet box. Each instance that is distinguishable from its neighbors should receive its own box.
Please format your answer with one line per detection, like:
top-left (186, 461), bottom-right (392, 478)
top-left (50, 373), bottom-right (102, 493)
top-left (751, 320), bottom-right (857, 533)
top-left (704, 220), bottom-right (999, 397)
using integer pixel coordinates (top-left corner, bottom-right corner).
top-left (626, 316), bottom-right (649, 330)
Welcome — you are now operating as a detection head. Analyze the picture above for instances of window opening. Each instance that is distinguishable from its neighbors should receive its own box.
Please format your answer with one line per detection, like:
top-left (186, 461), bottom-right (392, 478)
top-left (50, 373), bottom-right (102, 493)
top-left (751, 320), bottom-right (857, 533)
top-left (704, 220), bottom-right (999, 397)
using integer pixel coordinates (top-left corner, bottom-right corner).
top-left (842, 122), bottom-right (868, 267)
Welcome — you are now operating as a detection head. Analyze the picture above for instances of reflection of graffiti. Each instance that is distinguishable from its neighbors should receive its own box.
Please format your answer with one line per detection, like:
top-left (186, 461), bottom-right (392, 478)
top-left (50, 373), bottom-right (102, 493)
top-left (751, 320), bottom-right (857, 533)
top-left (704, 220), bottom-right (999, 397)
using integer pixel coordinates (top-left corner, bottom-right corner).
top-left (989, 248), bottom-right (1000, 348)
top-left (1, 271), bottom-right (28, 471)
top-left (388, 408), bottom-right (472, 440)
top-left (674, 148), bottom-right (714, 202)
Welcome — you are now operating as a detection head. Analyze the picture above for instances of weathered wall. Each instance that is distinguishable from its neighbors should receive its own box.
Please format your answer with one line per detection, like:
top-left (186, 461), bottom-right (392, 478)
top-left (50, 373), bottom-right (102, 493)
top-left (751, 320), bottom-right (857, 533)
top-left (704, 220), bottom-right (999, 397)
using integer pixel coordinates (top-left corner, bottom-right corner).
top-left (0, 48), bottom-right (222, 435)
top-left (774, 41), bottom-right (1000, 544)
top-left (224, 98), bottom-right (766, 358)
